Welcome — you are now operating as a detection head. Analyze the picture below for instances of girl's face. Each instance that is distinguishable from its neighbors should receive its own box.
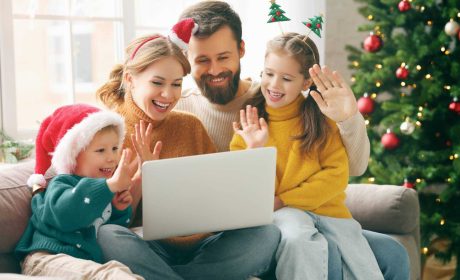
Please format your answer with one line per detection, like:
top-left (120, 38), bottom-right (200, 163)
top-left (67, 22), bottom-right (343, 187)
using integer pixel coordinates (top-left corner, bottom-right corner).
top-left (128, 56), bottom-right (185, 121)
top-left (74, 129), bottom-right (120, 179)
top-left (261, 51), bottom-right (310, 108)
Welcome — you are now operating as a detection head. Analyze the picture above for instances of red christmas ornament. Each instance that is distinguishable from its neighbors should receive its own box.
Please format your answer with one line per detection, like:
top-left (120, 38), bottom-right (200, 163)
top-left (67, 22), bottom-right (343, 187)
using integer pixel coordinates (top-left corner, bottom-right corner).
top-left (381, 130), bottom-right (400, 150)
top-left (307, 23), bottom-right (312, 27)
top-left (276, 11), bottom-right (281, 16)
top-left (396, 66), bottom-right (409, 80)
top-left (316, 23), bottom-right (321, 28)
top-left (398, 0), bottom-right (411, 12)
top-left (449, 98), bottom-right (460, 114)
top-left (403, 178), bottom-right (415, 188)
top-left (363, 33), bottom-right (383, 52)
top-left (357, 94), bottom-right (375, 114)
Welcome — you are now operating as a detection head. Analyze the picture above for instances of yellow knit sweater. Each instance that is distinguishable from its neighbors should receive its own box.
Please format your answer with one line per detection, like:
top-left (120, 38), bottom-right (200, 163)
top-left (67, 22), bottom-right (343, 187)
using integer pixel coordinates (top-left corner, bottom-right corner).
top-left (116, 92), bottom-right (217, 249)
top-left (230, 95), bottom-right (351, 218)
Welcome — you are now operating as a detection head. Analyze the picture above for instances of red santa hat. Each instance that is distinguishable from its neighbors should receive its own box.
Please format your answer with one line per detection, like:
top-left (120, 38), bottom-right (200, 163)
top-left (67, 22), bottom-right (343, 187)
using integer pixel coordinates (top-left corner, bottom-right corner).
top-left (27, 104), bottom-right (125, 188)
top-left (168, 18), bottom-right (199, 50)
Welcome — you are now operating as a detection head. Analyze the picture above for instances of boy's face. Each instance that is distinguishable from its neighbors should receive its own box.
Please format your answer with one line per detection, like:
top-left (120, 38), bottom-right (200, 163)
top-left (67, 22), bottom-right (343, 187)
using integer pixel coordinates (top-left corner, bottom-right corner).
top-left (74, 129), bottom-right (120, 179)
top-left (187, 25), bottom-right (245, 105)
top-left (128, 56), bottom-right (184, 121)
top-left (261, 51), bottom-right (310, 109)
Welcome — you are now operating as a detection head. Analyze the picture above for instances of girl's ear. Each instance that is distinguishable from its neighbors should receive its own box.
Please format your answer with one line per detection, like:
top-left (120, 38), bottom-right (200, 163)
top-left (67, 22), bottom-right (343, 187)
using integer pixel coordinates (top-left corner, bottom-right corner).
top-left (125, 72), bottom-right (133, 89)
top-left (303, 78), bottom-right (313, 91)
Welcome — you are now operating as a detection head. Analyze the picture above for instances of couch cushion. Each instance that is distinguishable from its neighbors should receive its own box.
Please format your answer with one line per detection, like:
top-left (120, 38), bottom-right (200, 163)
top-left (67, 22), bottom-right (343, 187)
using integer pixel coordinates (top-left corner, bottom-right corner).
top-left (0, 161), bottom-right (55, 255)
top-left (345, 184), bottom-right (419, 234)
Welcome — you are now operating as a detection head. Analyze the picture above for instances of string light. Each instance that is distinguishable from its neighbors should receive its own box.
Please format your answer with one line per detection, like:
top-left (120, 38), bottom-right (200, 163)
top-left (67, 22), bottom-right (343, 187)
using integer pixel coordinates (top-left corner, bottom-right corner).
top-left (425, 74), bottom-right (432, 79)
top-left (445, 50), bottom-right (450, 55)
top-left (441, 47), bottom-right (446, 52)
top-left (450, 155), bottom-right (455, 160)
top-left (420, 6), bottom-right (425, 12)
top-left (368, 177), bottom-right (375, 183)
top-left (444, 85), bottom-right (451, 90)
top-left (422, 247), bottom-right (429, 254)
top-left (368, 15), bottom-right (374, 20)
top-left (401, 82), bottom-right (406, 86)
top-left (436, 198), bottom-right (441, 203)
top-left (376, 81), bottom-right (382, 87)
top-left (365, 119), bottom-right (370, 125)
top-left (351, 77), bottom-right (356, 82)
top-left (375, 64), bottom-right (383, 69)
top-left (416, 121), bottom-right (422, 126)
top-left (416, 65), bottom-right (422, 70)
top-left (447, 178), bottom-right (452, 183)
top-left (427, 20), bottom-right (433, 25)
top-left (371, 93), bottom-right (377, 99)
top-left (418, 106), bottom-right (423, 111)
top-left (416, 178), bottom-right (422, 183)
top-left (455, 154), bottom-right (459, 159)
top-left (352, 61), bottom-right (360, 67)
top-left (440, 219), bottom-right (445, 226)
top-left (412, 84), bottom-right (417, 88)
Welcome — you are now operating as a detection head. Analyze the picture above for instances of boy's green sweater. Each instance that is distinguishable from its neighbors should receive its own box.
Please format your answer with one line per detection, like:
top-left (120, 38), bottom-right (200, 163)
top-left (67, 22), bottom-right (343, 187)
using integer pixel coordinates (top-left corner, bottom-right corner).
top-left (15, 174), bottom-right (132, 263)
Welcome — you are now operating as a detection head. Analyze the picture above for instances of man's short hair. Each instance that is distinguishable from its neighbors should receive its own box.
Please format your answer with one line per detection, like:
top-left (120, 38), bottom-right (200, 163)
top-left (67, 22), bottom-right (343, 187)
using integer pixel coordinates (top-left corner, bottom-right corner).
top-left (179, 1), bottom-right (242, 48)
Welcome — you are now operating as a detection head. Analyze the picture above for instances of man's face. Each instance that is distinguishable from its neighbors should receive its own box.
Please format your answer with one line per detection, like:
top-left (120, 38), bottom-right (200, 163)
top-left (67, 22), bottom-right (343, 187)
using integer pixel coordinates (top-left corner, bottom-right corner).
top-left (187, 26), bottom-right (245, 105)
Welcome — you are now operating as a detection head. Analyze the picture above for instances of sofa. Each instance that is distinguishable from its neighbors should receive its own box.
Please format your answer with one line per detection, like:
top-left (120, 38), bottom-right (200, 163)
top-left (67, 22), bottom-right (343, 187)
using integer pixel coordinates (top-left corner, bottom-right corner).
top-left (0, 161), bottom-right (421, 279)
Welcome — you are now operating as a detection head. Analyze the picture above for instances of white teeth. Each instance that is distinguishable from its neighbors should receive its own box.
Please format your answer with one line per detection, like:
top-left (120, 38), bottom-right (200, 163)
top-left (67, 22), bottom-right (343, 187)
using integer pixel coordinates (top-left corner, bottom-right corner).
top-left (153, 100), bottom-right (170, 109)
top-left (269, 90), bottom-right (284, 98)
top-left (100, 168), bottom-right (112, 173)
top-left (211, 77), bottom-right (224, 82)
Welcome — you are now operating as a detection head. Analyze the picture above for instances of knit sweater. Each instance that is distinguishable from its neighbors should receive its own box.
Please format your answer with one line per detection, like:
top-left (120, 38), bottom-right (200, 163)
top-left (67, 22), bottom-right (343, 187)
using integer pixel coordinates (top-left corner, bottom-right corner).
top-left (176, 79), bottom-right (369, 176)
top-left (230, 95), bottom-right (352, 218)
top-left (14, 175), bottom-right (132, 263)
top-left (116, 92), bottom-right (216, 249)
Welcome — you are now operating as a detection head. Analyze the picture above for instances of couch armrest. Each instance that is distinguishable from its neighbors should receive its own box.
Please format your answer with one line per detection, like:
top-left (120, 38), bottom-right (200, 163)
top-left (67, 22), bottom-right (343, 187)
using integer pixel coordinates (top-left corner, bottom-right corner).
top-left (345, 184), bottom-right (419, 234)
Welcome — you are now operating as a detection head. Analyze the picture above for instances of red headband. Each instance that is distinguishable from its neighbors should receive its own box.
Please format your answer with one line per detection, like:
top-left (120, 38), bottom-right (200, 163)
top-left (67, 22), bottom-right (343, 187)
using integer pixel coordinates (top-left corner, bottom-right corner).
top-left (130, 35), bottom-right (163, 60)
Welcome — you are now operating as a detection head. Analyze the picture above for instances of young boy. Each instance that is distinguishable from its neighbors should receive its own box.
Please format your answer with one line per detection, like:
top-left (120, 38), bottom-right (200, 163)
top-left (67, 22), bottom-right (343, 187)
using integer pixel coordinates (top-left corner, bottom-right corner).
top-left (15, 104), bottom-right (137, 265)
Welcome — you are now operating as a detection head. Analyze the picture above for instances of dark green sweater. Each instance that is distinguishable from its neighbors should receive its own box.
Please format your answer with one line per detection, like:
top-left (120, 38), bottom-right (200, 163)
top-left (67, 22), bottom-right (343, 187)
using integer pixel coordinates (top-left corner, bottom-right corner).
top-left (15, 174), bottom-right (132, 263)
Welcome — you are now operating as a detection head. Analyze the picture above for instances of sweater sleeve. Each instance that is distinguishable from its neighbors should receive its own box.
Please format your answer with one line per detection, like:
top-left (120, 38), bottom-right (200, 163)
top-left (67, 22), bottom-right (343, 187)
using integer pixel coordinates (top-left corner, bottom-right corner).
top-left (229, 133), bottom-right (247, 151)
top-left (109, 205), bottom-right (133, 227)
top-left (33, 176), bottom-right (114, 232)
top-left (279, 127), bottom-right (349, 210)
top-left (336, 112), bottom-right (370, 176)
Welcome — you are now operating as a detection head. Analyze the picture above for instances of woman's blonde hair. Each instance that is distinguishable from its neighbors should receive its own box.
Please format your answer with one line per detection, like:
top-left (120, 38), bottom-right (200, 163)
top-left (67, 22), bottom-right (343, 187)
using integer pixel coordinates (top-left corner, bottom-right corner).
top-left (96, 35), bottom-right (191, 109)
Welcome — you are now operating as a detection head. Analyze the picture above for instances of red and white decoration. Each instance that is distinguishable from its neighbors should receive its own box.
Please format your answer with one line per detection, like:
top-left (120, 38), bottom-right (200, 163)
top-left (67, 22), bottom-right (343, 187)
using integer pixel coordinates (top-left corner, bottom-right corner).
top-left (396, 65), bottom-right (409, 80)
top-left (381, 129), bottom-right (400, 150)
top-left (363, 33), bottom-right (383, 53)
top-left (169, 18), bottom-right (199, 51)
top-left (449, 97), bottom-right (460, 114)
top-left (27, 104), bottom-right (125, 188)
top-left (398, 0), bottom-right (411, 12)
top-left (357, 93), bottom-right (375, 114)
top-left (444, 19), bottom-right (460, 36)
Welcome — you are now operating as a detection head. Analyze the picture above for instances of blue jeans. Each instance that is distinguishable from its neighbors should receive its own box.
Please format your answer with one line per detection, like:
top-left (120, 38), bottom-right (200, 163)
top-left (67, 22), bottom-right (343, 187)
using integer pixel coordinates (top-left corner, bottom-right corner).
top-left (274, 208), bottom-right (383, 280)
top-left (97, 224), bottom-right (280, 280)
top-left (327, 230), bottom-right (410, 280)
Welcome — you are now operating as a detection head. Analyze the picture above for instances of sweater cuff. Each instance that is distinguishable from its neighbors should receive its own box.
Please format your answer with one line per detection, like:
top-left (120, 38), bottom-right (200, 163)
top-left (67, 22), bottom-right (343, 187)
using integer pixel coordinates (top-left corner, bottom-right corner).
top-left (336, 112), bottom-right (365, 134)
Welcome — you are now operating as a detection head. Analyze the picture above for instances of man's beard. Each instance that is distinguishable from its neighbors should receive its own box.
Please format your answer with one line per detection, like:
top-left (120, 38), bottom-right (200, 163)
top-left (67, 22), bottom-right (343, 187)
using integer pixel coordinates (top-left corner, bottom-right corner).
top-left (196, 67), bottom-right (241, 105)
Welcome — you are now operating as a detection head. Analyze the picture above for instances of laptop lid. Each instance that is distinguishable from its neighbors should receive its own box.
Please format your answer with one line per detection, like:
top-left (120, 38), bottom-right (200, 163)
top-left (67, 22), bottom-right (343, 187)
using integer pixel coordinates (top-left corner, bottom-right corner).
top-left (141, 147), bottom-right (277, 240)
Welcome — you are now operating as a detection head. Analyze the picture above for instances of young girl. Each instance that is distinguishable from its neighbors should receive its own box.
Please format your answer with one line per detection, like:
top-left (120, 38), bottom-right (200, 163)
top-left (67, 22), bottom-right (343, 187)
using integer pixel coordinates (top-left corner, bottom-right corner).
top-left (15, 104), bottom-right (142, 279)
top-left (94, 19), bottom-right (280, 280)
top-left (230, 33), bottom-right (384, 280)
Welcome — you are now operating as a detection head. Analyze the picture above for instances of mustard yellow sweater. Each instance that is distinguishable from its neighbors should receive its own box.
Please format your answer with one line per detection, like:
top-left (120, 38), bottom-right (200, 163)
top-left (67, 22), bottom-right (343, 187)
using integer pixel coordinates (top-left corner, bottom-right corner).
top-left (116, 92), bottom-right (217, 249)
top-left (230, 95), bottom-right (351, 218)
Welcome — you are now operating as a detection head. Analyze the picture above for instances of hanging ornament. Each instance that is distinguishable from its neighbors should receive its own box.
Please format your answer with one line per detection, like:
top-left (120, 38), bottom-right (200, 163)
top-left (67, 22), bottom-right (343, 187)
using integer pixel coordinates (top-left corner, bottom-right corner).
top-left (357, 93), bottom-right (375, 114)
top-left (400, 117), bottom-right (415, 135)
top-left (448, 97), bottom-right (460, 114)
top-left (381, 129), bottom-right (400, 150)
top-left (396, 65), bottom-right (409, 80)
top-left (403, 178), bottom-right (415, 188)
top-left (444, 19), bottom-right (460, 36)
top-left (363, 33), bottom-right (383, 52)
top-left (398, 0), bottom-right (411, 12)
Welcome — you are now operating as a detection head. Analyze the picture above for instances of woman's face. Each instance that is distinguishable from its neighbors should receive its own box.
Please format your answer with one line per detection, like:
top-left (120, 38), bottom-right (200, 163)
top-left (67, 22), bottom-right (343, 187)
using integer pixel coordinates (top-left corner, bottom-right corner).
top-left (128, 56), bottom-right (185, 121)
top-left (261, 51), bottom-right (310, 109)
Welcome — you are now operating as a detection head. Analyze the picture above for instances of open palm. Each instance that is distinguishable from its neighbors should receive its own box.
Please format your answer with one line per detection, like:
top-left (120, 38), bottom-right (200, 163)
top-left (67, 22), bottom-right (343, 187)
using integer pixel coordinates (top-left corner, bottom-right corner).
top-left (232, 105), bottom-right (268, 149)
top-left (308, 64), bottom-right (358, 122)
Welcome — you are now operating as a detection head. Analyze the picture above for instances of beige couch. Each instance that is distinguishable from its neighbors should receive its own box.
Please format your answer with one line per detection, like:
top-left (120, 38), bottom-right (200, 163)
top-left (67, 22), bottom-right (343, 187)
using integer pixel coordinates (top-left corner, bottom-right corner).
top-left (0, 161), bottom-right (421, 279)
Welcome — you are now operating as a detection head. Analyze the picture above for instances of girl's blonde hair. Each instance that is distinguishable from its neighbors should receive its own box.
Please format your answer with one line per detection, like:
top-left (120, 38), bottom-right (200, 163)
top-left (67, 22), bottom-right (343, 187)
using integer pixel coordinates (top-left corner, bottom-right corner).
top-left (245, 32), bottom-right (329, 155)
top-left (96, 35), bottom-right (191, 109)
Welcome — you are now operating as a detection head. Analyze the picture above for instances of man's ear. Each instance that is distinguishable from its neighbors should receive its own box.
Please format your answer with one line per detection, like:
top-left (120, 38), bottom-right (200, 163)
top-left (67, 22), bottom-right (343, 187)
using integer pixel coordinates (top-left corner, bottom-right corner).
top-left (303, 78), bottom-right (313, 91)
top-left (239, 40), bottom-right (246, 58)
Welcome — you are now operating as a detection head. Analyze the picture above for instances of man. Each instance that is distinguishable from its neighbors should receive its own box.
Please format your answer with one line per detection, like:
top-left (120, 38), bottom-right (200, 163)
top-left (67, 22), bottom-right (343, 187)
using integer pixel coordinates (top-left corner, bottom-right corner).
top-left (176, 1), bottom-right (409, 279)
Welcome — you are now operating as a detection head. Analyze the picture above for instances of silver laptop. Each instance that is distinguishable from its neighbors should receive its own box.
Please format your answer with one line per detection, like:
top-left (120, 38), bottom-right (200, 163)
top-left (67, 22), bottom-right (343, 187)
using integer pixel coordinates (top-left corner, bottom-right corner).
top-left (141, 147), bottom-right (277, 240)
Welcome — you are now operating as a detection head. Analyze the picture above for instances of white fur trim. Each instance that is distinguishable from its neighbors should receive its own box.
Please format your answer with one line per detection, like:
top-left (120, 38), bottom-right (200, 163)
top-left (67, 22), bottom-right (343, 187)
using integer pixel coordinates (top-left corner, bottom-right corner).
top-left (168, 32), bottom-right (188, 51)
top-left (51, 111), bottom-right (125, 174)
top-left (27, 174), bottom-right (47, 187)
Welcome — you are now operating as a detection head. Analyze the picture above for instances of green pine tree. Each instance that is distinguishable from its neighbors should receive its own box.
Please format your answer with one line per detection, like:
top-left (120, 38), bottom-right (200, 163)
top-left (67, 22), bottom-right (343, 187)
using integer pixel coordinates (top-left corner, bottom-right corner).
top-left (267, 0), bottom-right (290, 23)
top-left (346, 0), bottom-right (460, 276)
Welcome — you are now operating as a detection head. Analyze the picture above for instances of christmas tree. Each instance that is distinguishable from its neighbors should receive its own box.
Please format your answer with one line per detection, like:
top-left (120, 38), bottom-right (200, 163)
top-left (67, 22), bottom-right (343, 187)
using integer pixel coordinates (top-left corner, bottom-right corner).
top-left (267, 0), bottom-right (290, 23)
top-left (346, 0), bottom-right (460, 276)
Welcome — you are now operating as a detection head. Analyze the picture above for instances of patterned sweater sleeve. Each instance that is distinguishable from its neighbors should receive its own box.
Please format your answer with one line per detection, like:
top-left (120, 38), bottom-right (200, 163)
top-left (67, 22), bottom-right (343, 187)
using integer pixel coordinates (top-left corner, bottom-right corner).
top-left (336, 112), bottom-right (370, 176)
top-left (32, 175), bottom-right (114, 232)
top-left (109, 205), bottom-right (132, 227)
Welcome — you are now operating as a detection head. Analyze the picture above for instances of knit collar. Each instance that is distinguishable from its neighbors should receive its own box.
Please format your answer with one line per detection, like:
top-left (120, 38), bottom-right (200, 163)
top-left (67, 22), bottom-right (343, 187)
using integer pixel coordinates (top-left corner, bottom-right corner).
top-left (125, 92), bottom-right (166, 128)
top-left (266, 94), bottom-right (304, 122)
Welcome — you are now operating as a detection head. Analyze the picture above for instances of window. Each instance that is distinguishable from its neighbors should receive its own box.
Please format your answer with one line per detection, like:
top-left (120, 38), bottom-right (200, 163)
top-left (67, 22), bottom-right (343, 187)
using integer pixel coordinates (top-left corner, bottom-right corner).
top-left (0, 0), bottom-right (323, 140)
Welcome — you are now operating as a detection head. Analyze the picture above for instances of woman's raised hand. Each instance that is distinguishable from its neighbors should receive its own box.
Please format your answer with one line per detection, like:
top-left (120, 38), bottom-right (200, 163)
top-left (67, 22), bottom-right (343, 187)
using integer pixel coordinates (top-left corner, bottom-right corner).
top-left (232, 105), bottom-right (268, 149)
top-left (131, 120), bottom-right (162, 163)
top-left (308, 64), bottom-right (358, 122)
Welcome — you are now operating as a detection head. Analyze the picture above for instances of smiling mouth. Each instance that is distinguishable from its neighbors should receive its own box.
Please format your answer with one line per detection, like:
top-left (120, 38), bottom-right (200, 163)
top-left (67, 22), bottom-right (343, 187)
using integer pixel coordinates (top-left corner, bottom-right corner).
top-left (268, 89), bottom-right (285, 100)
top-left (99, 168), bottom-right (114, 177)
top-left (152, 100), bottom-right (171, 110)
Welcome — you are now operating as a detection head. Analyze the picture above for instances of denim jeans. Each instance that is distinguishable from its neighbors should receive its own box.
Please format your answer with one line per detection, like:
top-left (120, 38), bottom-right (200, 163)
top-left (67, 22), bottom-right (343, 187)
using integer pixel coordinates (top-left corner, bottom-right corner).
top-left (97, 224), bottom-right (280, 280)
top-left (273, 207), bottom-right (383, 280)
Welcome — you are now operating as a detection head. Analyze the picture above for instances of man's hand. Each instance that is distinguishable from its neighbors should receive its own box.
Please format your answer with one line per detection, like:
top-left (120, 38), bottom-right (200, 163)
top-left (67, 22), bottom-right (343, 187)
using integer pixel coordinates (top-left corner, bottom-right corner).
top-left (308, 64), bottom-right (358, 122)
top-left (232, 105), bottom-right (268, 149)
top-left (112, 190), bottom-right (133, 211)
